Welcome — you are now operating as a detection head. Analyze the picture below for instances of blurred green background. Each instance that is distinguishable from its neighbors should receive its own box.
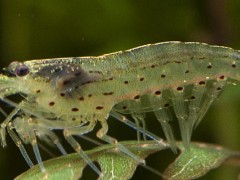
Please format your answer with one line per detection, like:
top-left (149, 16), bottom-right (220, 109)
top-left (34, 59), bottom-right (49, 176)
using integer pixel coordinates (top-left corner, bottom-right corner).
top-left (1, 0), bottom-right (240, 179)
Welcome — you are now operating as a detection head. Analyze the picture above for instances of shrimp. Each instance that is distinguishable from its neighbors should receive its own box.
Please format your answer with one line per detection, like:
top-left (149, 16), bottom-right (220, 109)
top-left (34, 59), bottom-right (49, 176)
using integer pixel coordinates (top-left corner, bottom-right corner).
top-left (0, 41), bottom-right (239, 176)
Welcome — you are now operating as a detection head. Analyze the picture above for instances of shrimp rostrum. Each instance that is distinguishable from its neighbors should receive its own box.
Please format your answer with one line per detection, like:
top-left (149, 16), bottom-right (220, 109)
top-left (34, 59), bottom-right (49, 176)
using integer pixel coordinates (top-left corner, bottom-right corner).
top-left (0, 41), bottom-right (240, 175)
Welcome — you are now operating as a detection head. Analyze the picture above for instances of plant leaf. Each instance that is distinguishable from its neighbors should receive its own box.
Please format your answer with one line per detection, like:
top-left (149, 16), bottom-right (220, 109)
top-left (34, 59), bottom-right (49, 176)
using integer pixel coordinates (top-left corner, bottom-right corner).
top-left (15, 140), bottom-right (168, 180)
top-left (14, 141), bottom-right (240, 180)
top-left (163, 142), bottom-right (240, 180)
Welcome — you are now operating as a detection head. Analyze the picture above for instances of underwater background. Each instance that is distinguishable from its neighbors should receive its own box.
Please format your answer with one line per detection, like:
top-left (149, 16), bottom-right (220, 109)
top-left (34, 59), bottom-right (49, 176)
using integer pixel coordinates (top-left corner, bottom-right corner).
top-left (0, 0), bottom-right (240, 179)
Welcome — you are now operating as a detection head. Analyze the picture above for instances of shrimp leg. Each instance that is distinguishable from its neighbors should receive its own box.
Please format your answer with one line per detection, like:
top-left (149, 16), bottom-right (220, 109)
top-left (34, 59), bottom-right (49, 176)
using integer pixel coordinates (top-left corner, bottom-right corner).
top-left (63, 121), bottom-right (102, 176)
top-left (96, 119), bottom-right (145, 165)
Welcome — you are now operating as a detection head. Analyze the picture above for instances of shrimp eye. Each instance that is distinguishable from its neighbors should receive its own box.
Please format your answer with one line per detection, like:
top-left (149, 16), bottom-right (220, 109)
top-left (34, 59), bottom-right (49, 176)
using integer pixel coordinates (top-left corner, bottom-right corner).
top-left (15, 64), bottom-right (29, 76)
top-left (8, 61), bottom-right (30, 76)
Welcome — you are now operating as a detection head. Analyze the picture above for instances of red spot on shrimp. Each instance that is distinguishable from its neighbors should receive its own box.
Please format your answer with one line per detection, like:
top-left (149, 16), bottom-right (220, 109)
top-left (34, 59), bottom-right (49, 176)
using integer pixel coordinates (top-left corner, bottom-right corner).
top-left (134, 95), bottom-right (140, 99)
top-left (103, 92), bottom-right (113, 95)
top-left (72, 108), bottom-right (79, 112)
top-left (78, 97), bottom-right (84, 101)
top-left (154, 91), bottom-right (161, 95)
top-left (176, 87), bottom-right (183, 91)
top-left (199, 81), bottom-right (206, 85)
top-left (96, 106), bottom-right (104, 110)
top-left (207, 65), bottom-right (212, 69)
top-left (49, 102), bottom-right (55, 106)
top-left (219, 75), bottom-right (225, 79)
top-left (190, 96), bottom-right (196, 99)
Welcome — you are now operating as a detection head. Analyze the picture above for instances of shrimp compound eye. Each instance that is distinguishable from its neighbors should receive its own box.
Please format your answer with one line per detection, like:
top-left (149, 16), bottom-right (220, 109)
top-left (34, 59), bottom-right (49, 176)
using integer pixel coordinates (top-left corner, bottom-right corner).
top-left (8, 61), bottom-right (30, 77)
top-left (15, 64), bottom-right (29, 76)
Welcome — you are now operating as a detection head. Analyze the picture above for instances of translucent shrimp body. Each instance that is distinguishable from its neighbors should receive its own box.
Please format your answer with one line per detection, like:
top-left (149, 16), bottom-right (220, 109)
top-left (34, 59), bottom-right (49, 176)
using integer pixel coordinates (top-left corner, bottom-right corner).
top-left (0, 41), bottom-right (240, 175)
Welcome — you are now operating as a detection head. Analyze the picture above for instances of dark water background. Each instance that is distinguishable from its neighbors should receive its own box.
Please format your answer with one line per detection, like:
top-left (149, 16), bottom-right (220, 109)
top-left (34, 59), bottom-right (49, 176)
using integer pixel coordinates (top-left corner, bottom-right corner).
top-left (0, 0), bottom-right (240, 179)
